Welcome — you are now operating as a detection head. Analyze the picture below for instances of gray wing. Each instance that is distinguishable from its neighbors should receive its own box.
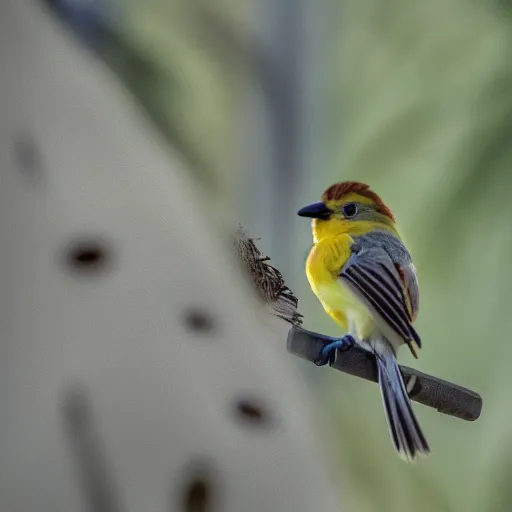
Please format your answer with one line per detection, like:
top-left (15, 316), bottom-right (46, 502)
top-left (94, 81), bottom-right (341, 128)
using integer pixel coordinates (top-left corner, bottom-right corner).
top-left (339, 245), bottom-right (422, 349)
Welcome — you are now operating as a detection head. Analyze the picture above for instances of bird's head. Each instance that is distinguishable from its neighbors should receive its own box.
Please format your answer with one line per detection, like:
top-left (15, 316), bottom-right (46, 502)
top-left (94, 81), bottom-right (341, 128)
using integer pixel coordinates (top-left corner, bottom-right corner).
top-left (297, 181), bottom-right (396, 243)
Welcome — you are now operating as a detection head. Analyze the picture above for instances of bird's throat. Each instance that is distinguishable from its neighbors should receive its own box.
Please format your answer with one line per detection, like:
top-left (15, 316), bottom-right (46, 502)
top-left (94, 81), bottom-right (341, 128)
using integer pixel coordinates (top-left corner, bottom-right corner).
top-left (312, 218), bottom-right (397, 244)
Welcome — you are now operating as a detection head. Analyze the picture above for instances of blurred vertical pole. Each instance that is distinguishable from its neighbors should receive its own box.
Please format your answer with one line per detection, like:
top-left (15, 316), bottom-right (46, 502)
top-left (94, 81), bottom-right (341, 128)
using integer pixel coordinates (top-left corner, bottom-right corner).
top-left (240, 0), bottom-right (330, 277)
top-left (290, 0), bottom-right (332, 296)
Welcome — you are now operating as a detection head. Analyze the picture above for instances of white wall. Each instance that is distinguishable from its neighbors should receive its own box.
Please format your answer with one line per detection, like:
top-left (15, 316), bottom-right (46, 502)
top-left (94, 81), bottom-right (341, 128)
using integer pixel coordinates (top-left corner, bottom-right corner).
top-left (0, 1), bottom-right (341, 510)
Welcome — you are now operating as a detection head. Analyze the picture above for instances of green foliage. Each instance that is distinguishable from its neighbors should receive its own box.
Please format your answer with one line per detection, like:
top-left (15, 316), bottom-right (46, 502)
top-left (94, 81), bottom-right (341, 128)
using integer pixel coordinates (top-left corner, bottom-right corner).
top-left (310, 1), bottom-right (512, 511)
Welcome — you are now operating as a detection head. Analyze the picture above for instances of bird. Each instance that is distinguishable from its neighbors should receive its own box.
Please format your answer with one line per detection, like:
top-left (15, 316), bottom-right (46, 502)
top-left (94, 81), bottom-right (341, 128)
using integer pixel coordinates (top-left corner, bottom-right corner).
top-left (297, 181), bottom-right (430, 462)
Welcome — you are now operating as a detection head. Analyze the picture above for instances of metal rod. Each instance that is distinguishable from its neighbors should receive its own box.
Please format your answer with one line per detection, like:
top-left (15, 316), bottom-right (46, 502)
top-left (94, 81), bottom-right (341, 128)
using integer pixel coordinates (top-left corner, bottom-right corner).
top-left (287, 325), bottom-right (483, 422)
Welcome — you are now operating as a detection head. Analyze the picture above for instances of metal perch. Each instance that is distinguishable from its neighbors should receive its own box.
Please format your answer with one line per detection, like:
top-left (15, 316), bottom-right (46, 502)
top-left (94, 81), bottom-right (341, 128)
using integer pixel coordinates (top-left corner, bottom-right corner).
top-left (287, 325), bottom-right (482, 422)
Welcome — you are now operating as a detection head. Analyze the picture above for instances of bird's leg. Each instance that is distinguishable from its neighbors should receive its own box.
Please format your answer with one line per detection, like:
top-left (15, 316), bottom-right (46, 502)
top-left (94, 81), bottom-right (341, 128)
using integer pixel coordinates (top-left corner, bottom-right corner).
top-left (314, 335), bottom-right (355, 366)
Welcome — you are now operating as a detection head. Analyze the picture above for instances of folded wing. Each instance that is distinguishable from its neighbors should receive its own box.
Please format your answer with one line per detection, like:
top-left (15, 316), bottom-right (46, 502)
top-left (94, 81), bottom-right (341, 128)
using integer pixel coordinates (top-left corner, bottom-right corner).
top-left (339, 246), bottom-right (421, 353)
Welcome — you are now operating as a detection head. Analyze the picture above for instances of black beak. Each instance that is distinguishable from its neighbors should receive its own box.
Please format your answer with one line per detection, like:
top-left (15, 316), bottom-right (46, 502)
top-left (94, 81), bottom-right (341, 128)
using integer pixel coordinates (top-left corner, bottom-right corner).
top-left (297, 201), bottom-right (332, 220)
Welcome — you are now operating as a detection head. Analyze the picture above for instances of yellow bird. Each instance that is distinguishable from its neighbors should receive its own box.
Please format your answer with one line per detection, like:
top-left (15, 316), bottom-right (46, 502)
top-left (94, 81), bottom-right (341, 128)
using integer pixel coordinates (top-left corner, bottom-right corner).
top-left (298, 181), bottom-right (430, 462)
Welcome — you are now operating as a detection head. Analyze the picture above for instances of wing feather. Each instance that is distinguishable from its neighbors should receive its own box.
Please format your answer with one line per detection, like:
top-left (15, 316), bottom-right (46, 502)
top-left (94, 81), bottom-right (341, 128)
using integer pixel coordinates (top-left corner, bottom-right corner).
top-left (396, 263), bottom-right (420, 322)
top-left (339, 247), bottom-right (421, 350)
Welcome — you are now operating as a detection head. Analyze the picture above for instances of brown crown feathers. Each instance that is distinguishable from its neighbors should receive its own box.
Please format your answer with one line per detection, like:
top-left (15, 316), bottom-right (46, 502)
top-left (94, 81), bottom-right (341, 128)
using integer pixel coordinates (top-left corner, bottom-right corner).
top-left (321, 181), bottom-right (395, 222)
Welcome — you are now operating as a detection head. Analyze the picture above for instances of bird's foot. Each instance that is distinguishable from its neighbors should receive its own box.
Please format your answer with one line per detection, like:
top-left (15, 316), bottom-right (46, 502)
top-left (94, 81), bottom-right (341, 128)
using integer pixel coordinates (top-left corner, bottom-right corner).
top-left (314, 335), bottom-right (355, 366)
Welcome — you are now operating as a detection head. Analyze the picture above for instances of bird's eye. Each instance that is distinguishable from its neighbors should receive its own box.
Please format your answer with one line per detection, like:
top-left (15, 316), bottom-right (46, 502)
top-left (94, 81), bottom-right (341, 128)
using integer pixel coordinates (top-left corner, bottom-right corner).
top-left (342, 203), bottom-right (358, 218)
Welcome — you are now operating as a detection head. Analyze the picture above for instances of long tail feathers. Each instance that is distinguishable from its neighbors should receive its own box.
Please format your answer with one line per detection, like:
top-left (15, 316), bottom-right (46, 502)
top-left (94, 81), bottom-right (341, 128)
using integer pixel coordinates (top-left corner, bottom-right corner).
top-left (376, 349), bottom-right (430, 462)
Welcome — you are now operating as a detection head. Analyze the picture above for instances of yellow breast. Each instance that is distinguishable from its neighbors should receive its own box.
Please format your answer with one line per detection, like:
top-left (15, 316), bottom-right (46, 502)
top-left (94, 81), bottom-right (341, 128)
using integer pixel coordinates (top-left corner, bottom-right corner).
top-left (305, 235), bottom-right (375, 339)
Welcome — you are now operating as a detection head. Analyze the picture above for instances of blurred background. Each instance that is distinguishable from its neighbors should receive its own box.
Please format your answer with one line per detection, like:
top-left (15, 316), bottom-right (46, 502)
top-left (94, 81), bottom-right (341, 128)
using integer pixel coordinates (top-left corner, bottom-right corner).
top-left (46, 0), bottom-right (512, 510)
